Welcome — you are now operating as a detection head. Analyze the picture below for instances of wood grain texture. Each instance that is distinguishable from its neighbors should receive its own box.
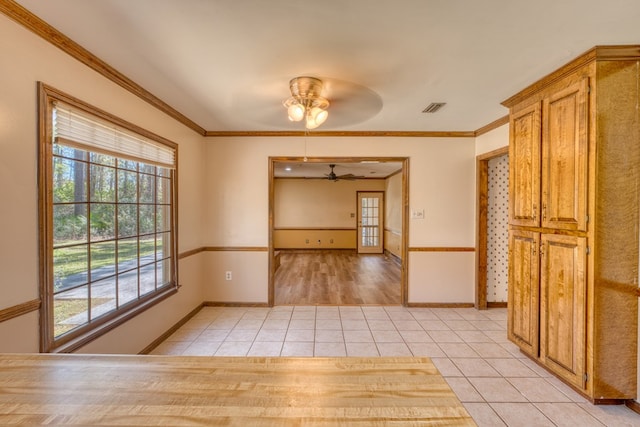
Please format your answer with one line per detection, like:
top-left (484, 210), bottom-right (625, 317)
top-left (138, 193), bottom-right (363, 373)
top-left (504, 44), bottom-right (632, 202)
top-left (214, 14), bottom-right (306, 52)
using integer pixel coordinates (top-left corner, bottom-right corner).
top-left (274, 250), bottom-right (401, 305)
top-left (0, 299), bottom-right (40, 323)
top-left (507, 229), bottom-right (540, 358)
top-left (509, 102), bottom-right (541, 227)
top-left (0, 354), bottom-right (474, 426)
top-left (506, 46), bottom-right (640, 401)
top-left (539, 234), bottom-right (587, 390)
top-left (0, 1), bottom-right (206, 135)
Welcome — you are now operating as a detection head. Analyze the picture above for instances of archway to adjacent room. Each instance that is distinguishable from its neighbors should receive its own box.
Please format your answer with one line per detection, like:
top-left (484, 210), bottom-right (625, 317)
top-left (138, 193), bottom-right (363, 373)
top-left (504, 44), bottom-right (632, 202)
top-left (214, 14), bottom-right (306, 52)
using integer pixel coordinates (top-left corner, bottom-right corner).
top-left (475, 146), bottom-right (509, 309)
top-left (268, 157), bottom-right (409, 306)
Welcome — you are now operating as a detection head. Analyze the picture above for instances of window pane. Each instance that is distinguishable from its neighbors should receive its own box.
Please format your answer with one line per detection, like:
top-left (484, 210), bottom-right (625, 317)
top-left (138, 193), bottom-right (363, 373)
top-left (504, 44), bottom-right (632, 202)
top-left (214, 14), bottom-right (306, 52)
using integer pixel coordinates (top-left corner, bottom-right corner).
top-left (117, 170), bottom-right (138, 203)
top-left (89, 164), bottom-right (116, 202)
top-left (53, 144), bottom-right (87, 161)
top-left (140, 236), bottom-right (155, 264)
top-left (156, 232), bottom-right (171, 260)
top-left (53, 158), bottom-right (87, 203)
top-left (156, 205), bottom-right (171, 232)
top-left (54, 285), bottom-right (88, 337)
top-left (139, 205), bottom-right (155, 235)
top-left (140, 163), bottom-right (156, 175)
top-left (118, 159), bottom-right (137, 171)
top-left (118, 204), bottom-right (137, 238)
top-left (90, 152), bottom-right (116, 166)
top-left (139, 174), bottom-right (155, 204)
top-left (53, 204), bottom-right (87, 246)
top-left (140, 263), bottom-right (156, 296)
top-left (157, 259), bottom-right (172, 287)
top-left (90, 277), bottom-right (117, 320)
top-left (117, 237), bottom-right (138, 273)
top-left (53, 245), bottom-right (88, 291)
top-left (90, 203), bottom-right (115, 241)
top-left (118, 270), bottom-right (138, 306)
top-left (157, 177), bottom-right (171, 204)
top-left (90, 241), bottom-right (116, 281)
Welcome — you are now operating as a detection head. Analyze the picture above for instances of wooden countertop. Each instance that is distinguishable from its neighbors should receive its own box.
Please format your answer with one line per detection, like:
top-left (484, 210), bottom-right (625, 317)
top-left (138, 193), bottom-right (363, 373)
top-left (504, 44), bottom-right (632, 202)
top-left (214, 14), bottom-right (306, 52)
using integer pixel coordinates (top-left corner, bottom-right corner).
top-left (0, 354), bottom-right (474, 426)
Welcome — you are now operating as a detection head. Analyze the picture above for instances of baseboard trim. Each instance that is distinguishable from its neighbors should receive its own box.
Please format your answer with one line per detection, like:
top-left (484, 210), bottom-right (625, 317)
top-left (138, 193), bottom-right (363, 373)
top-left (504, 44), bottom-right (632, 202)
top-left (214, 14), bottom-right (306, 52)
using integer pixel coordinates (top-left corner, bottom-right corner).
top-left (139, 303), bottom-right (204, 355)
top-left (625, 399), bottom-right (640, 415)
top-left (487, 302), bottom-right (507, 308)
top-left (384, 250), bottom-right (402, 265)
top-left (407, 303), bottom-right (475, 308)
top-left (203, 301), bottom-right (271, 308)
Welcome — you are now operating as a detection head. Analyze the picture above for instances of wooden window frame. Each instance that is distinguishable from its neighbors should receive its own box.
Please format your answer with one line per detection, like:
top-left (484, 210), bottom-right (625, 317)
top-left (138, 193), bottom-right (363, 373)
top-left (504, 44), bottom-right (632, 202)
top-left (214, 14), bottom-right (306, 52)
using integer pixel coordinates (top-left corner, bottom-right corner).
top-left (38, 83), bottom-right (179, 353)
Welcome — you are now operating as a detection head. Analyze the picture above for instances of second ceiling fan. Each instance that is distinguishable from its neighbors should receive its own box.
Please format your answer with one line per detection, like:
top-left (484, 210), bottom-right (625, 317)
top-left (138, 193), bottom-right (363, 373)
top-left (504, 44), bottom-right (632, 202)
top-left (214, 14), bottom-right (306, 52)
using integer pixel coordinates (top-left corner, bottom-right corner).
top-left (325, 164), bottom-right (364, 181)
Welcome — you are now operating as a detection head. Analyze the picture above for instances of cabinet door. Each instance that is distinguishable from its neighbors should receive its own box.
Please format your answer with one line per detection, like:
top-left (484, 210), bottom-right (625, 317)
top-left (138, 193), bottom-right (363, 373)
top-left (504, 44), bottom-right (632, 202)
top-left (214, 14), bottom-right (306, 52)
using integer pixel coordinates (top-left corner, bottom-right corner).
top-left (509, 102), bottom-right (541, 227)
top-left (539, 234), bottom-right (587, 390)
top-left (507, 229), bottom-right (540, 357)
top-left (541, 78), bottom-right (589, 231)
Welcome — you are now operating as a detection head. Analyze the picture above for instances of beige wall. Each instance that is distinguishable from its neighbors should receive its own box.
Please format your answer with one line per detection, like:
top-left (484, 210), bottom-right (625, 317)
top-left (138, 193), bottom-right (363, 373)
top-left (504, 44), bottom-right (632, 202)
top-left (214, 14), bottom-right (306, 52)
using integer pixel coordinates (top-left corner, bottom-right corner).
top-left (384, 172), bottom-right (403, 259)
top-left (0, 14), bottom-right (206, 353)
top-left (202, 136), bottom-right (476, 303)
top-left (275, 178), bottom-right (385, 228)
top-left (273, 178), bottom-right (385, 249)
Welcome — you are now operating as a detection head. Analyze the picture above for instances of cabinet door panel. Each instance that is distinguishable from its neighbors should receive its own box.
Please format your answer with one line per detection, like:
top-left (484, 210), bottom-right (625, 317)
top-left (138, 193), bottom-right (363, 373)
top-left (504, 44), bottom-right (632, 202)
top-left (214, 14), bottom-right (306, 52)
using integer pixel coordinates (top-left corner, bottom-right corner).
top-left (540, 234), bottom-right (587, 389)
top-left (509, 103), bottom-right (541, 227)
top-left (542, 78), bottom-right (589, 231)
top-left (507, 229), bottom-right (540, 357)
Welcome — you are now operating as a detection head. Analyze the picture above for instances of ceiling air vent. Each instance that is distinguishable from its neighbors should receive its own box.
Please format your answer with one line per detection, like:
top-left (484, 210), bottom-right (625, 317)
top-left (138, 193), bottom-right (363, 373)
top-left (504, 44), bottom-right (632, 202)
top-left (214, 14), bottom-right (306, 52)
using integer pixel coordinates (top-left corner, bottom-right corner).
top-left (422, 102), bottom-right (446, 113)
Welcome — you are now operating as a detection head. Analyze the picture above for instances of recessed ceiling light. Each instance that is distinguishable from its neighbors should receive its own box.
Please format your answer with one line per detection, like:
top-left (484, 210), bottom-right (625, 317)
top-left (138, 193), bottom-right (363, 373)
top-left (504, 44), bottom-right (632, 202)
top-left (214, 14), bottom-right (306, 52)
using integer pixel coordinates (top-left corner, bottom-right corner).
top-left (285, 167), bottom-right (292, 172)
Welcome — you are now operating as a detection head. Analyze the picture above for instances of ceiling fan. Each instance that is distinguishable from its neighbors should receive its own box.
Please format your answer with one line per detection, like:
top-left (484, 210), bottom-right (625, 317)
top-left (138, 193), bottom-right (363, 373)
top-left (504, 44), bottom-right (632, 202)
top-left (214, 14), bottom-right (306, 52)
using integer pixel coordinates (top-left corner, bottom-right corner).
top-left (325, 164), bottom-right (365, 181)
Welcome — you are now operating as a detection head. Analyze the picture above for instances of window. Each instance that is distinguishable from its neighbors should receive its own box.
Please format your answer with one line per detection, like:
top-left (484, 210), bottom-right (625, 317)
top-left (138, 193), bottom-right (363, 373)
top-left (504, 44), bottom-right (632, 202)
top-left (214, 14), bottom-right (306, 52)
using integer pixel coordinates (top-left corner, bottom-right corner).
top-left (38, 83), bottom-right (178, 352)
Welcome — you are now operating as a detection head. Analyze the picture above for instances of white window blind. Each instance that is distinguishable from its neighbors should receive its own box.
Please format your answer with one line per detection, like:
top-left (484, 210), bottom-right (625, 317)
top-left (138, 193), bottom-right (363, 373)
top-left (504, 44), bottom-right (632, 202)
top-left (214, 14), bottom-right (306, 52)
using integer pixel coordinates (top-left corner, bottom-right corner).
top-left (53, 102), bottom-right (176, 168)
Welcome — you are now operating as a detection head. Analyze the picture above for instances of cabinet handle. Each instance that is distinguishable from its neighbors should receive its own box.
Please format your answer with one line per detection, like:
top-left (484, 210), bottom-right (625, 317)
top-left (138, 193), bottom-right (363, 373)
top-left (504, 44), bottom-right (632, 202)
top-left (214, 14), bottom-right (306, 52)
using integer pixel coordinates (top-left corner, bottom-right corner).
top-left (532, 204), bottom-right (537, 219)
top-left (532, 245), bottom-right (536, 256)
top-left (542, 203), bottom-right (547, 221)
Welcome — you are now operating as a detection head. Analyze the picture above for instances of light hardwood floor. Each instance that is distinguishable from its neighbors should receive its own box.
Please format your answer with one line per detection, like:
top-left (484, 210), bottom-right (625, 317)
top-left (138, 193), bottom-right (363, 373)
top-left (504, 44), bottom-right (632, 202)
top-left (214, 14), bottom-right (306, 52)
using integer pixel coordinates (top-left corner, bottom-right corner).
top-left (274, 250), bottom-right (401, 305)
top-left (0, 354), bottom-right (474, 426)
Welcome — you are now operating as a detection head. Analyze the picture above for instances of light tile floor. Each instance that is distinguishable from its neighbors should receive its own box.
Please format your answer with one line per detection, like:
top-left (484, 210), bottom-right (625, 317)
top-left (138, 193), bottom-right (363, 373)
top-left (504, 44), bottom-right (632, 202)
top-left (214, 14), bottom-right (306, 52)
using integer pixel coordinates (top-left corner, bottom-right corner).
top-left (151, 305), bottom-right (640, 427)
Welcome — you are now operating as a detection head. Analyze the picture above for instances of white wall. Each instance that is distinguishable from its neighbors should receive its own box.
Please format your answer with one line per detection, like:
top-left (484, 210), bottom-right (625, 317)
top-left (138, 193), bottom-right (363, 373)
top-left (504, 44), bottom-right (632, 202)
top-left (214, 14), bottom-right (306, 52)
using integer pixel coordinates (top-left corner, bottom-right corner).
top-left (202, 136), bottom-right (477, 303)
top-left (0, 14), bottom-right (206, 353)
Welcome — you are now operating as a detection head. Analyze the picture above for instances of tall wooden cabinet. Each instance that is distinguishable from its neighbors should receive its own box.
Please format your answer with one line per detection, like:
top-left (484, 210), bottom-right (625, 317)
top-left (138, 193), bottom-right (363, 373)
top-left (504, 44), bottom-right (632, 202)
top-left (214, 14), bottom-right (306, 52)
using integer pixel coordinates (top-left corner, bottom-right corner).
top-left (504, 45), bottom-right (640, 402)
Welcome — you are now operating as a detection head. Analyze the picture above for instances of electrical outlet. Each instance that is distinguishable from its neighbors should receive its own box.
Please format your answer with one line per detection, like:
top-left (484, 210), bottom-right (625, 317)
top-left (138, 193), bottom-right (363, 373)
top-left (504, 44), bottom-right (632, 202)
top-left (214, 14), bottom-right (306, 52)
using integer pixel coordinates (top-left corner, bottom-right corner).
top-left (225, 271), bottom-right (232, 281)
top-left (305, 239), bottom-right (309, 244)
top-left (330, 239), bottom-right (334, 244)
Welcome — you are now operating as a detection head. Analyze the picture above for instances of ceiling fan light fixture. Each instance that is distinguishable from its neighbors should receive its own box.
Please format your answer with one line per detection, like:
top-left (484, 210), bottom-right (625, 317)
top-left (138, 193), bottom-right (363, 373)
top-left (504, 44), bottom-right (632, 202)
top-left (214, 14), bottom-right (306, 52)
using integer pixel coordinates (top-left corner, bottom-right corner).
top-left (287, 102), bottom-right (305, 121)
top-left (284, 76), bottom-right (330, 129)
top-left (306, 106), bottom-right (328, 129)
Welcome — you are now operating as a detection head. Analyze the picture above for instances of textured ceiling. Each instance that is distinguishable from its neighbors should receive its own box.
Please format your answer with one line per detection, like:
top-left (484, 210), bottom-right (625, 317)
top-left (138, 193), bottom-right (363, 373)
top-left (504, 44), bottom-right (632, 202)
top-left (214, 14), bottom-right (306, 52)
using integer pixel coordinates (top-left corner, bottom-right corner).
top-left (13, 0), bottom-right (640, 133)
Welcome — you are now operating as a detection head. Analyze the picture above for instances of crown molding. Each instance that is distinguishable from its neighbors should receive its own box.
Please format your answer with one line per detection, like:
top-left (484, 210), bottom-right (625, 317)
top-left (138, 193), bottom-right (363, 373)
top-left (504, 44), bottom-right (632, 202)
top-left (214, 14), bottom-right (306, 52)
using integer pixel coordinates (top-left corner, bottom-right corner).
top-left (2, 1), bottom-right (511, 140)
top-left (474, 115), bottom-right (509, 136)
top-left (0, 0), bottom-right (207, 136)
top-left (204, 130), bottom-right (476, 138)
top-left (502, 45), bottom-right (640, 108)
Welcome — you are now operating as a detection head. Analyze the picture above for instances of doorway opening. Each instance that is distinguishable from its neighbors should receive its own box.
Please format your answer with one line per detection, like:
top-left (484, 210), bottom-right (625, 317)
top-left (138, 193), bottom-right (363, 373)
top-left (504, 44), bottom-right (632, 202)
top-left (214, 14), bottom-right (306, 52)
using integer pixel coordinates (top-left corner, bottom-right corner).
top-left (475, 147), bottom-right (509, 309)
top-left (268, 157), bottom-right (409, 306)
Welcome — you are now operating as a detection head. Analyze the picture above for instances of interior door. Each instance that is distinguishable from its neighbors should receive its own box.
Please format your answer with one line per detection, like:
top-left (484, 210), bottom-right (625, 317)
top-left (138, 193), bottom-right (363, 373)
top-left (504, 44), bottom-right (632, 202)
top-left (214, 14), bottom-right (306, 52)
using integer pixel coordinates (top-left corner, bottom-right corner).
top-left (357, 192), bottom-right (383, 254)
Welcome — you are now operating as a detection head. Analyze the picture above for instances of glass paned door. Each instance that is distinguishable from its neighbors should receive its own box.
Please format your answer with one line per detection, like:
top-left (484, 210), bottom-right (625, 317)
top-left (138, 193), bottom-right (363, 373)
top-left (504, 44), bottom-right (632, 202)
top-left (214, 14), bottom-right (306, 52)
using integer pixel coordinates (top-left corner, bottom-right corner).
top-left (357, 192), bottom-right (384, 254)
